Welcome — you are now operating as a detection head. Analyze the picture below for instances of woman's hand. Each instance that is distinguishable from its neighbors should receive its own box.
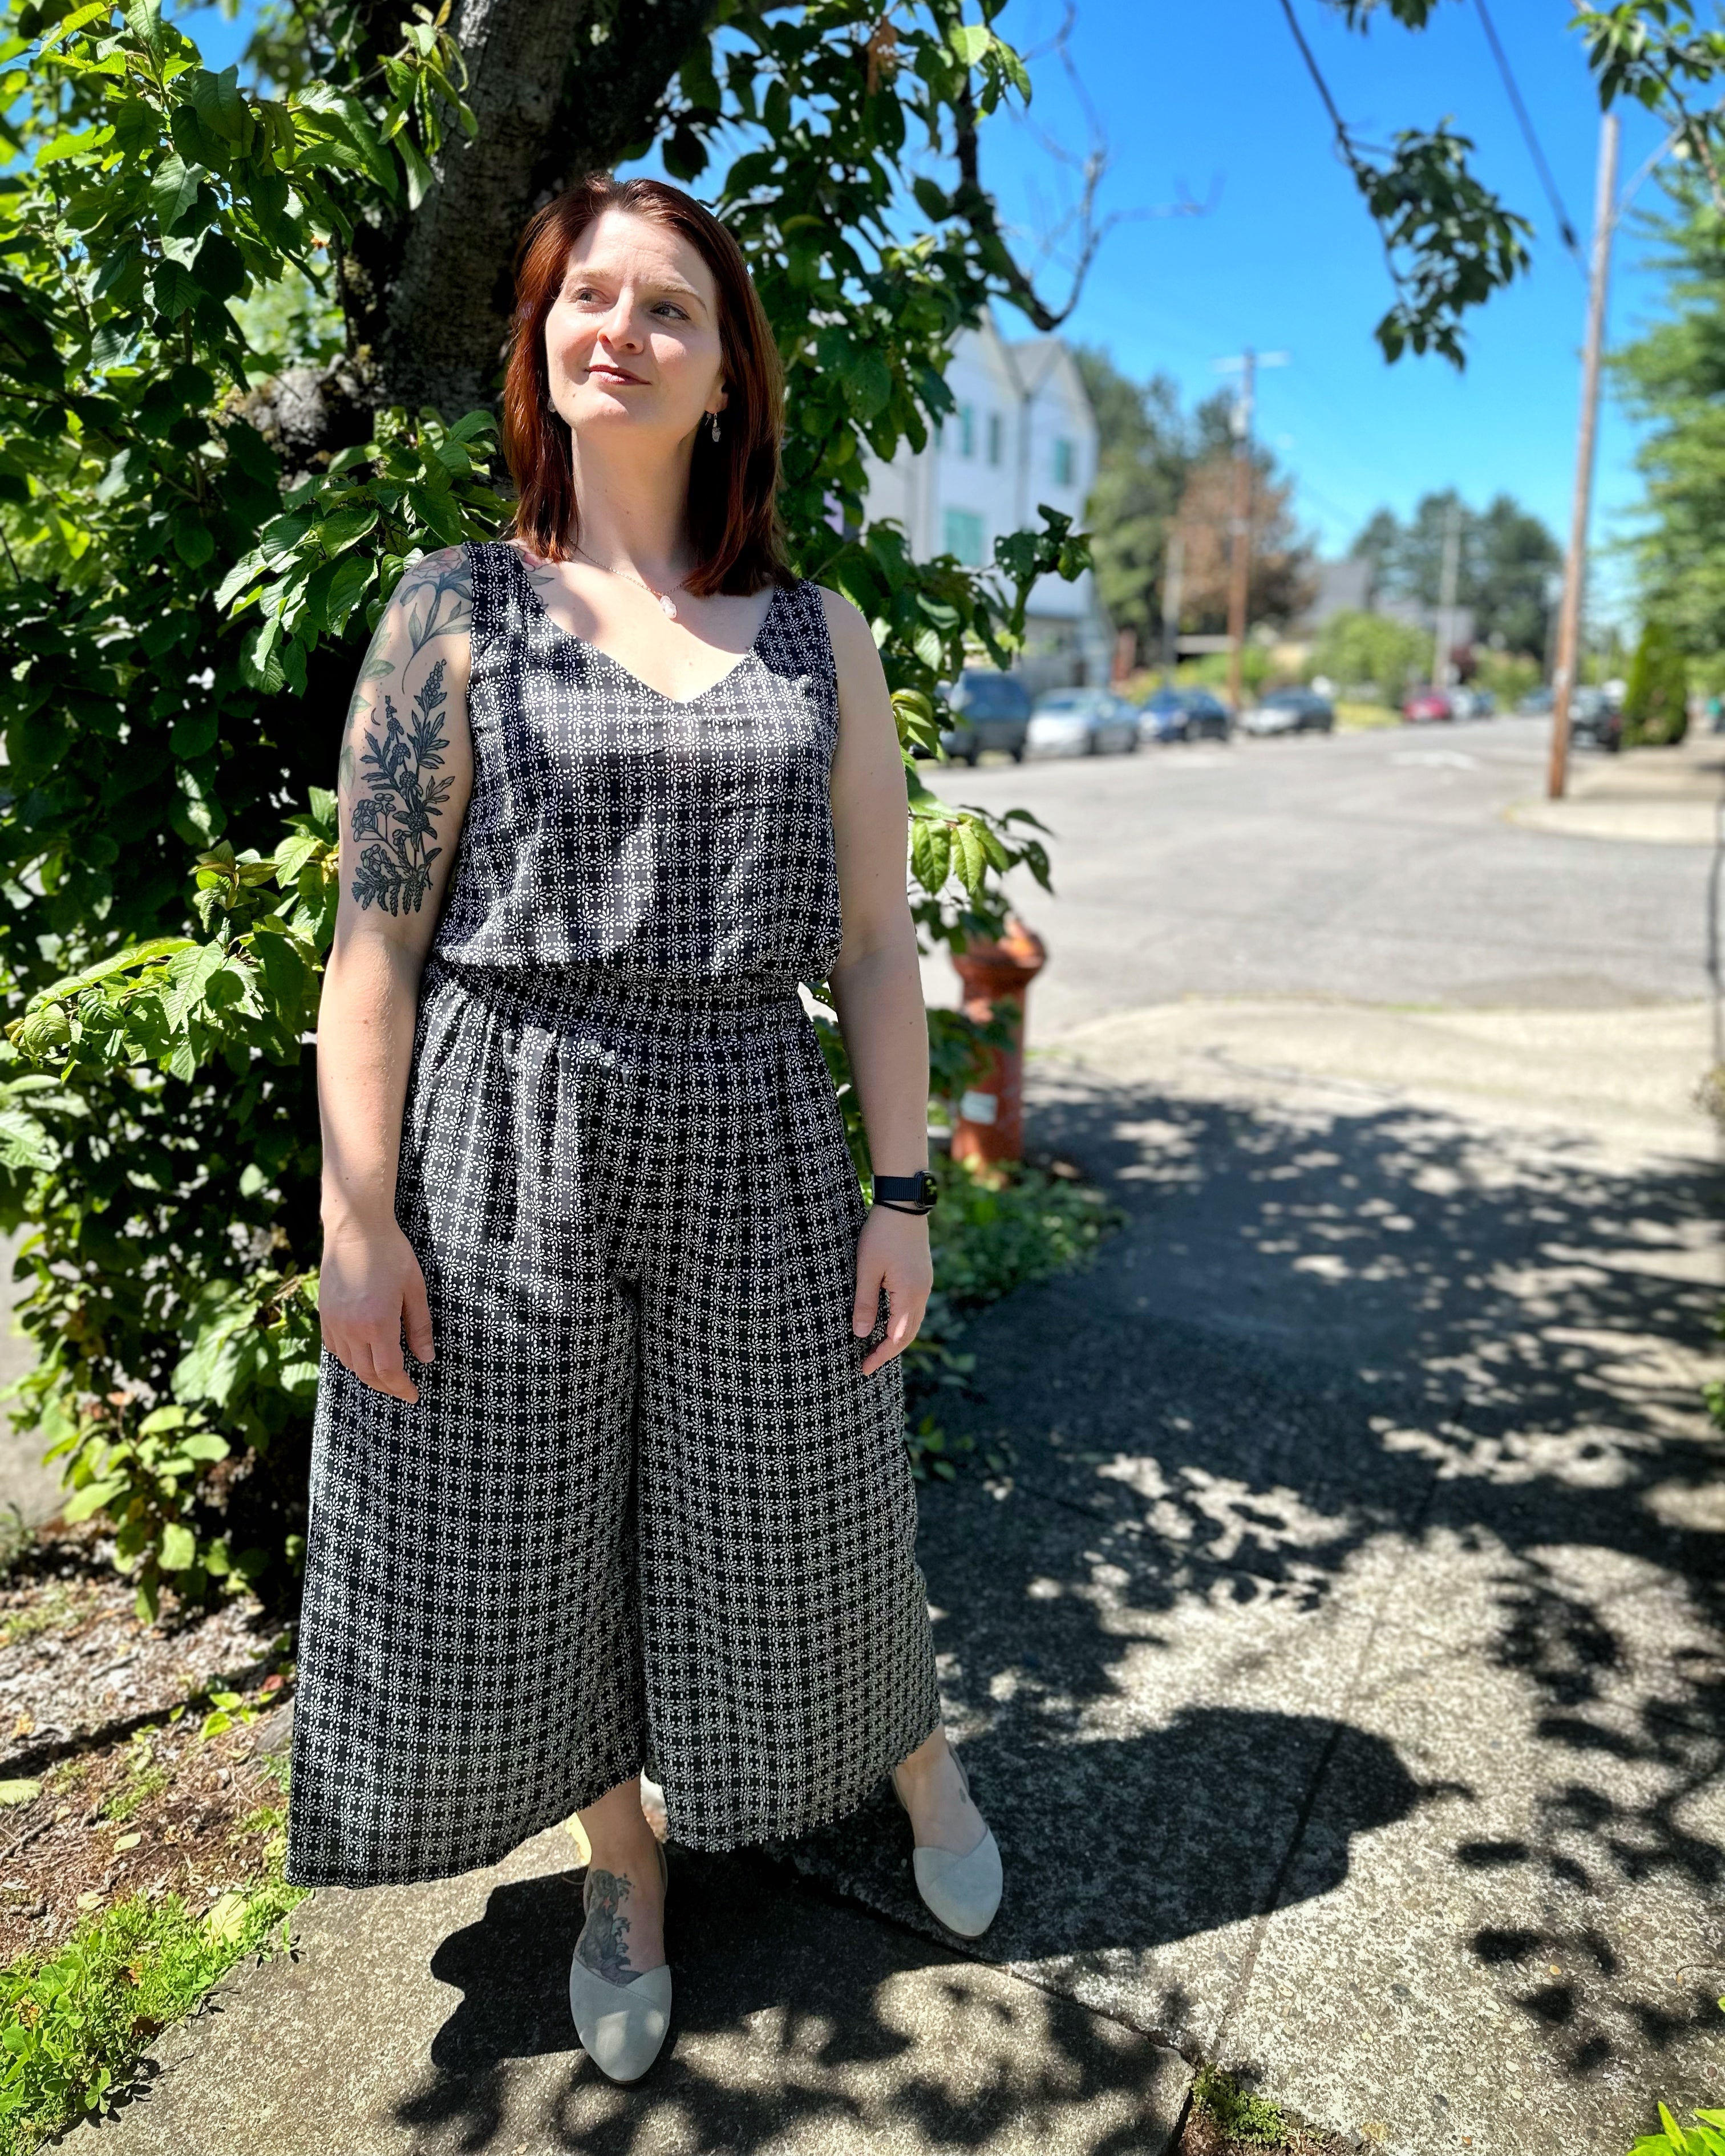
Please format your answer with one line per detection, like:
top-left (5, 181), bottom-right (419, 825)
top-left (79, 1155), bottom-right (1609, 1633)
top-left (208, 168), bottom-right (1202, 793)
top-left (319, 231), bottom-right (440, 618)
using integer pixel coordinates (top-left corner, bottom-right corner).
top-left (319, 1217), bottom-right (436, 1404)
top-left (851, 1203), bottom-right (933, 1375)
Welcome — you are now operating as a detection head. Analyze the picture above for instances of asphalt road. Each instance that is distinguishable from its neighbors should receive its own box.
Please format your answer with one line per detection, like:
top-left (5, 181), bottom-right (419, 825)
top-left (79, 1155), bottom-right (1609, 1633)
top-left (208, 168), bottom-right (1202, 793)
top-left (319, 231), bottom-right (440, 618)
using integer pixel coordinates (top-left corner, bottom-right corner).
top-left (918, 716), bottom-right (1716, 1039)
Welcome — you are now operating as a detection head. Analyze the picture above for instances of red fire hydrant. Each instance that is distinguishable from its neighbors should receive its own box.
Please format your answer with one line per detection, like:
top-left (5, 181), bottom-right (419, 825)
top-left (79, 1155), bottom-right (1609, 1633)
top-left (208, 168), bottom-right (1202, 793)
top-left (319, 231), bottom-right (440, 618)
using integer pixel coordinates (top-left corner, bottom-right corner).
top-left (948, 916), bottom-right (1047, 1168)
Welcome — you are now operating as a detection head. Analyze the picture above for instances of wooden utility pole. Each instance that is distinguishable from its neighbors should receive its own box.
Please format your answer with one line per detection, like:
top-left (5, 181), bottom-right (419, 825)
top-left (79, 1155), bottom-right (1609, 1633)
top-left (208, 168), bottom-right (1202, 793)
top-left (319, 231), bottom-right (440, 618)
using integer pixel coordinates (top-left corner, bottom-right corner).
top-left (1548, 110), bottom-right (1620, 800)
top-left (1225, 348), bottom-right (1256, 715)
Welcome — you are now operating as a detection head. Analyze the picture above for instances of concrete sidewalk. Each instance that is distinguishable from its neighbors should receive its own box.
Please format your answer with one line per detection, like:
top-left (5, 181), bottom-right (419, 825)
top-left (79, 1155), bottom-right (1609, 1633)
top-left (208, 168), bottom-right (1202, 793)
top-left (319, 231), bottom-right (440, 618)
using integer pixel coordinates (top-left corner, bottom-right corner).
top-left (84, 1835), bottom-right (1188, 2155)
top-left (1508, 732), bottom-right (1725, 845)
top-left (74, 996), bottom-right (1725, 2155)
top-left (779, 998), bottom-right (1724, 2153)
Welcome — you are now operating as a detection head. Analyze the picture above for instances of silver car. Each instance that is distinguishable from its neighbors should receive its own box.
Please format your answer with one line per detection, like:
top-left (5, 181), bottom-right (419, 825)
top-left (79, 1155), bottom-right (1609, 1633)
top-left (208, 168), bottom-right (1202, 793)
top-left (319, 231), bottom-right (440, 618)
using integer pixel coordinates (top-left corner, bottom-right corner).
top-left (1026, 688), bottom-right (1141, 758)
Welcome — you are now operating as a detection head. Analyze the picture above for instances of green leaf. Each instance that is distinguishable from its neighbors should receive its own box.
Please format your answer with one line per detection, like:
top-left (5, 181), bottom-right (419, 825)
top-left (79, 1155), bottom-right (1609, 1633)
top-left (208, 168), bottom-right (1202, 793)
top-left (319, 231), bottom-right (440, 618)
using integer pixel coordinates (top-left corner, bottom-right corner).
top-left (158, 1521), bottom-right (198, 1573)
top-left (396, 131), bottom-right (434, 211)
top-left (949, 23), bottom-right (993, 65)
top-left (190, 64), bottom-right (249, 147)
top-left (165, 940), bottom-right (229, 1032)
top-left (214, 549), bottom-right (265, 610)
top-left (149, 152), bottom-right (201, 232)
top-left (951, 821), bottom-right (987, 895)
top-left (192, 230), bottom-right (246, 301)
top-left (323, 549), bottom-right (375, 634)
top-left (0, 1780), bottom-right (40, 1807)
top-left (317, 504), bottom-right (379, 554)
top-left (62, 1477), bottom-right (128, 1524)
top-left (257, 512), bottom-right (315, 566)
top-left (152, 257), bottom-right (201, 319)
top-left (171, 708), bottom-right (220, 757)
top-left (910, 817), bottom-right (951, 895)
top-left (171, 505), bottom-right (216, 568)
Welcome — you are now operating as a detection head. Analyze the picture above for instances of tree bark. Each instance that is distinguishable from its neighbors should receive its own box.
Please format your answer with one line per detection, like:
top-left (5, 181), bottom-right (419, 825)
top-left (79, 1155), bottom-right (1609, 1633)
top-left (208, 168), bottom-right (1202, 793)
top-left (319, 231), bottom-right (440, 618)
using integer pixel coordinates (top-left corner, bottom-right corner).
top-left (338, 0), bottom-right (717, 419)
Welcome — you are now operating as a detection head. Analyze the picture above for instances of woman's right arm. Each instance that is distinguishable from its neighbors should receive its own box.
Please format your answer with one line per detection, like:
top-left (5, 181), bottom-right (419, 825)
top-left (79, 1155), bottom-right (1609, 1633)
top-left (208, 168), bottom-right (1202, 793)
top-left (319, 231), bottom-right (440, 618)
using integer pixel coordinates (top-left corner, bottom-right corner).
top-left (317, 546), bottom-right (476, 1404)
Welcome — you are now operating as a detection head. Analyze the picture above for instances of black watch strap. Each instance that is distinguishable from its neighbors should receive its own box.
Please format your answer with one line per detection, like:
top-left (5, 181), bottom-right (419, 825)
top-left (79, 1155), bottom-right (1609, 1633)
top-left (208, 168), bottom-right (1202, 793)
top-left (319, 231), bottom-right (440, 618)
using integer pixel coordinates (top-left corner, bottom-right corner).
top-left (872, 1169), bottom-right (938, 1214)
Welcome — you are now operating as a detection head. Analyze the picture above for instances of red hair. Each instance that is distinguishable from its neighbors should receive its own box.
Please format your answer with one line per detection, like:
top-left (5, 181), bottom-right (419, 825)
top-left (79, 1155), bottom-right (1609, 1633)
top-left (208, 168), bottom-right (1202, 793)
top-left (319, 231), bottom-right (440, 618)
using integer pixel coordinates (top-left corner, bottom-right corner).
top-left (500, 173), bottom-right (792, 597)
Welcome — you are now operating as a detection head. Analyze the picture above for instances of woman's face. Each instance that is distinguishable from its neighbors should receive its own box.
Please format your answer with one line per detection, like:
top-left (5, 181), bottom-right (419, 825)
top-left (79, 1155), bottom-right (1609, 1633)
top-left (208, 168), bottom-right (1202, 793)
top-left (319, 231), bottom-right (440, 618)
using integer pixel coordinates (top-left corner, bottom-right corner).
top-left (544, 208), bottom-right (727, 452)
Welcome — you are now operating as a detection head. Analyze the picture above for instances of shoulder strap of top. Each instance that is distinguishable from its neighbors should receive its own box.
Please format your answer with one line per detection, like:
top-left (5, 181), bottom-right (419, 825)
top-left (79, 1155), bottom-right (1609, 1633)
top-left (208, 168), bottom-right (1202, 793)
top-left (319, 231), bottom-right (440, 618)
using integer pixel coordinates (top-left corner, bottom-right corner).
top-left (461, 538), bottom-right (516, 664)
top-left (780, 577), bottom-right (839, 701)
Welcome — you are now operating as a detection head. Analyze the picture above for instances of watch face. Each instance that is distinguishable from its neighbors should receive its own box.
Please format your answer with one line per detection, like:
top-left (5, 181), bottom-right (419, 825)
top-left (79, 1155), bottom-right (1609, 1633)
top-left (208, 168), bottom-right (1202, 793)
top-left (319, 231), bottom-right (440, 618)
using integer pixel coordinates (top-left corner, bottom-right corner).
top-left (918, 1171), bottom-right (938, 1203)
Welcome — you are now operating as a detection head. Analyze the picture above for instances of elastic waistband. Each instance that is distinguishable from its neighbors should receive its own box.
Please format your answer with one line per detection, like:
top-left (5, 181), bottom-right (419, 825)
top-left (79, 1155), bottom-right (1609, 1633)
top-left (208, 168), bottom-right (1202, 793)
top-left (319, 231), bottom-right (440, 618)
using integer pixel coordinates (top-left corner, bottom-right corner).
top-left (421, 956), bottom-right (810, 1035)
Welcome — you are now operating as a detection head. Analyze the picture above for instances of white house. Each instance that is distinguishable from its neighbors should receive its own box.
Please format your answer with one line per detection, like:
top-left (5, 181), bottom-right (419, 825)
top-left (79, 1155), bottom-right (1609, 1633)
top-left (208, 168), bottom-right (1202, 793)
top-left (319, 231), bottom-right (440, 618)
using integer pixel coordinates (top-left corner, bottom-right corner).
top-left (859, 310), bottom-right (1111, 691)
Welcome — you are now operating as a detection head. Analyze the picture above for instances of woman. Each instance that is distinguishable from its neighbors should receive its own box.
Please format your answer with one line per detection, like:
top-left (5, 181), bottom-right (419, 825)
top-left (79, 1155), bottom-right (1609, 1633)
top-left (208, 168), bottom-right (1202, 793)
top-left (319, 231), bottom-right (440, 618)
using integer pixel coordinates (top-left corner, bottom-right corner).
top-left (285, 173), bottom-right (1002, 2082)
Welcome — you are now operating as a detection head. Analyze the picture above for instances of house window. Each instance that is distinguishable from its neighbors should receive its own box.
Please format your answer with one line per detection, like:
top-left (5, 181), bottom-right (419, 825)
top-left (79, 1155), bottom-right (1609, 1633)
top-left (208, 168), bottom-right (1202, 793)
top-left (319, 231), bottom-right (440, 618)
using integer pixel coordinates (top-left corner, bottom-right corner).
top-left (1053, 436), bottom-right (1075, 486)
top-left (958, 404), bottom-right (975, 459)
top-left (987, 411), bottom-right (1003, 466)
top-left (943, 508), bottom-right (985, 565)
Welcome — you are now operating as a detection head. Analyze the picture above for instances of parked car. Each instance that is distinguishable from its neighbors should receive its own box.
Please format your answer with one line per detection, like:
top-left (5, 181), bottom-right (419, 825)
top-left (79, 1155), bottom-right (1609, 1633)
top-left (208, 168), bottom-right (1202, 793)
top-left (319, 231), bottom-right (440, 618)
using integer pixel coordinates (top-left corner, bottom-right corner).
top-left (1026, 688), bottom-right (1140, 758)
top-left (1402, 689), bottom-right (1453, 724)
top-left (1240, 687), bottom-right (1335, 736)
top-left (1137, 686), bottom-right (1233, 744)
top-left (1570, 686), bottom-right (1624, 752)
top-left (937, 669), bottom-right (1032, 763)
top-left (1517, 686), bottom-right (1554, 716)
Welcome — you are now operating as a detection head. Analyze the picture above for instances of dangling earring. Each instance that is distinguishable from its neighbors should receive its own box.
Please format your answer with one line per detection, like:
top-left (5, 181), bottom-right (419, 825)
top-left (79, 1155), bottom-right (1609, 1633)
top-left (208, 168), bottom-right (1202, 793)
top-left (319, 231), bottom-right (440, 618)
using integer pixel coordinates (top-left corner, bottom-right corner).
top-left (708, 410), bottom-right (722, 444)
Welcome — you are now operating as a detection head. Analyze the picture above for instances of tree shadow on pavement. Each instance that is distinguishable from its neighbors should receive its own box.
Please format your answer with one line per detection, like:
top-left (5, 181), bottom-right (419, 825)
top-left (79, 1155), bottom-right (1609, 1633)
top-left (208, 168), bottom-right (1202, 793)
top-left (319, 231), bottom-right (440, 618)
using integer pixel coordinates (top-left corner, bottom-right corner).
top-left (395, 1843), bottom-right (1192, 2154)
top-left (876, 1065), bottom-right (1725, 2110)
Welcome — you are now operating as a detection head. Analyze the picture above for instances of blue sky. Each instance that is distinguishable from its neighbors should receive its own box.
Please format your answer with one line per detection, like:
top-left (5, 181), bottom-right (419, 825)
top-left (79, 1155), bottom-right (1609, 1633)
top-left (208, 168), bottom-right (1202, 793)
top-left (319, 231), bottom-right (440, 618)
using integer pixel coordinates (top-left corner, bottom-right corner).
top-left (977, 0), bottom-right (1674, 607)
top-left (177, 0), bottom-right (1675, 614)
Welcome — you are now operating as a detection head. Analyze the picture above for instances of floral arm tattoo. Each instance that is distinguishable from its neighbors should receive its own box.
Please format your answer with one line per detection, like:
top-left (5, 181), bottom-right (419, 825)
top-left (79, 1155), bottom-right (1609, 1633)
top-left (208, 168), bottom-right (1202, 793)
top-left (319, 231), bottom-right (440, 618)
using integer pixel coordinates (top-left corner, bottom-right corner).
top-left (339, 550), bottom-right (474, 916)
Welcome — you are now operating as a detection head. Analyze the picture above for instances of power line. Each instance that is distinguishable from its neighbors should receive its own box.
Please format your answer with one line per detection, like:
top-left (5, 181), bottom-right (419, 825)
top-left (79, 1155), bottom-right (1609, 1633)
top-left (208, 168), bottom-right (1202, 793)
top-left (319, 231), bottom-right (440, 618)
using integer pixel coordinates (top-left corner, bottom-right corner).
top-left (1275, 0), bottom-right (1353, 149)
top-left (1280, 0), bottom-right (1584, 291)
top-left (1473, 0), bottom-right (1585, 269)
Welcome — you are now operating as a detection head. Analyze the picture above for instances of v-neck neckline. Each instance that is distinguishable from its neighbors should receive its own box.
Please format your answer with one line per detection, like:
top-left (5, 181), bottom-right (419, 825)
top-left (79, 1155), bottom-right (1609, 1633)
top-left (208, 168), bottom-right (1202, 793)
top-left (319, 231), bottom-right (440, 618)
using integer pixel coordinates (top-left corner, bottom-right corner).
top-left (501, 542), bottom-right (782, 710)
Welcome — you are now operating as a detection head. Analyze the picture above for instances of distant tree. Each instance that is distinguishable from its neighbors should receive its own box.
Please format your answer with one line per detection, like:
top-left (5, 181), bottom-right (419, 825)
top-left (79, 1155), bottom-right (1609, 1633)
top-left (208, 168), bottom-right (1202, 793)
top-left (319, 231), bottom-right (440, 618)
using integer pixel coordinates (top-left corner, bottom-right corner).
top-left (1071, 347), bottom-right (1189, 651)
top-left (1175, 452), bottom-right (1316, 637)
top-left (1349, 491), bottom-right (1560, 656)
top-left (1076, 348), bottom-right (1315, 650)
top-left (1613, 201), bottom-right (1725, 657)
top-left (1623, 619), bottom-right (1690, 746)
top-left (1310, 609), bottom-right (1430, 702)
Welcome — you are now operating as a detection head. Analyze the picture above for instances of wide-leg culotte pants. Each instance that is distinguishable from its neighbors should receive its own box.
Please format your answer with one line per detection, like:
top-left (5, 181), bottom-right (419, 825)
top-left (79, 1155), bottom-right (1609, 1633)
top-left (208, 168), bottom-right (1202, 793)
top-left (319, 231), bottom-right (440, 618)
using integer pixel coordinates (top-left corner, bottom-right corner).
top-left (286, 958), bottom-right (942, 1888)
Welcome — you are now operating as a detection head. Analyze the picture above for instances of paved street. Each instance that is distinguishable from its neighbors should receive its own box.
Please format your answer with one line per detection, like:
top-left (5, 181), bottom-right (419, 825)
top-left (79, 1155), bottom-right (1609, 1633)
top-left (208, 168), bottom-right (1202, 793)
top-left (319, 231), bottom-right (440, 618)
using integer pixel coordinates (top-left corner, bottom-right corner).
top-left (920, 717), bottom-right (1715, 1031)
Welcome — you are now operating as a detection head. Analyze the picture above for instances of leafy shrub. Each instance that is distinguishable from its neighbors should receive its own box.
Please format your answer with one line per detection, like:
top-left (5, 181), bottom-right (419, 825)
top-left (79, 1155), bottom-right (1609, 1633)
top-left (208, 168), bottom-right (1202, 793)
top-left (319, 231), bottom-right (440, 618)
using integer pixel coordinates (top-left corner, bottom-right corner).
top-left (928, 1155), bottom-right (1121, 1310)
top-left (1623, 618), bottom-right (1690, 747)
top-left (1307, 608), bottom-right (1430, 703)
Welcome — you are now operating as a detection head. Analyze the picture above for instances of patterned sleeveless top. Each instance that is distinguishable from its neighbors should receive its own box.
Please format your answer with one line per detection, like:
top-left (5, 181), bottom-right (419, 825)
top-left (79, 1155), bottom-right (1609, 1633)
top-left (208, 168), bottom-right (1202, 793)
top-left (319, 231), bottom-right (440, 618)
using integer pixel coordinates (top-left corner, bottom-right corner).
top-left (430, 540), bottom-right (844, 993)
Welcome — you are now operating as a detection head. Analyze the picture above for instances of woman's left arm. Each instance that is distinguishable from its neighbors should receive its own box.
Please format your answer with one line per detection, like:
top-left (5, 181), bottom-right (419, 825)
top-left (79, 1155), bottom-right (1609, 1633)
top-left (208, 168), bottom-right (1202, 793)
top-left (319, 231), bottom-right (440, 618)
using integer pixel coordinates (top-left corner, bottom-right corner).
top-left (820, 588), bottom-right (933, 1377)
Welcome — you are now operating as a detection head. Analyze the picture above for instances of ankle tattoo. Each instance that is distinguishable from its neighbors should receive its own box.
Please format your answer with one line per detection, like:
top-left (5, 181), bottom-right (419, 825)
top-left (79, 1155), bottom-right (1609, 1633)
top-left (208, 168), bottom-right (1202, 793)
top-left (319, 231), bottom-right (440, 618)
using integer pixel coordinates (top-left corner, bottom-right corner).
top-left (577, 1868), bottom-right (637, 1981)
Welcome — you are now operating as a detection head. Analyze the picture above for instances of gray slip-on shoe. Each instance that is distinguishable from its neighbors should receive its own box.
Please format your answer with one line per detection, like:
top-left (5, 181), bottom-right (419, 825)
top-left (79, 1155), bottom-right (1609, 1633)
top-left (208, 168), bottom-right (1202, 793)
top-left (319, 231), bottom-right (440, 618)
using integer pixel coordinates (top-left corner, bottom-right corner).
top-left (891, 1754), bottom-right (1003, 1938)
top-left (569, 1839), bottom-right (672, 2082)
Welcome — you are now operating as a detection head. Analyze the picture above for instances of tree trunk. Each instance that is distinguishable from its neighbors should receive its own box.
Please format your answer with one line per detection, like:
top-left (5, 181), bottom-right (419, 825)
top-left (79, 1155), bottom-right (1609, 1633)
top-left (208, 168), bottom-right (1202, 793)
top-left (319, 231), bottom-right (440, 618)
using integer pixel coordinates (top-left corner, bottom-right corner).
top-left (338, 0), bottom-right (717, 420)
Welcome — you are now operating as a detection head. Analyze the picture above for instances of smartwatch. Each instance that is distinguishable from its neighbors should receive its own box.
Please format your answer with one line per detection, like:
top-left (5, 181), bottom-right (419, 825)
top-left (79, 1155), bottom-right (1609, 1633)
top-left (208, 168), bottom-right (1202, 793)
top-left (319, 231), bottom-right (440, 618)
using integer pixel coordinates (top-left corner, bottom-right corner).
top-left (871, 1169), bottom-right (939, 1215)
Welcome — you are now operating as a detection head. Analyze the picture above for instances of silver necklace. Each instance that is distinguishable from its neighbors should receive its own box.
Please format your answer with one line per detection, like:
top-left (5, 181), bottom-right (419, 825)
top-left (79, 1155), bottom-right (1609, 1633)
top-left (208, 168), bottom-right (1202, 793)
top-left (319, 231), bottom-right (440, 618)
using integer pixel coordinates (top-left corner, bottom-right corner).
top-left (572, 542), bottom-right (689, 621)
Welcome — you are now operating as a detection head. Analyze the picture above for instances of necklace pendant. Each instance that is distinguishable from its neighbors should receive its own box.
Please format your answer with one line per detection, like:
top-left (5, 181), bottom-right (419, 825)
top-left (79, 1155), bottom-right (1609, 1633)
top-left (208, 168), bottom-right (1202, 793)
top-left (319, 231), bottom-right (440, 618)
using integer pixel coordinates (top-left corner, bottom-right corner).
top-left (658, 593), bottom-right (678, 619)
